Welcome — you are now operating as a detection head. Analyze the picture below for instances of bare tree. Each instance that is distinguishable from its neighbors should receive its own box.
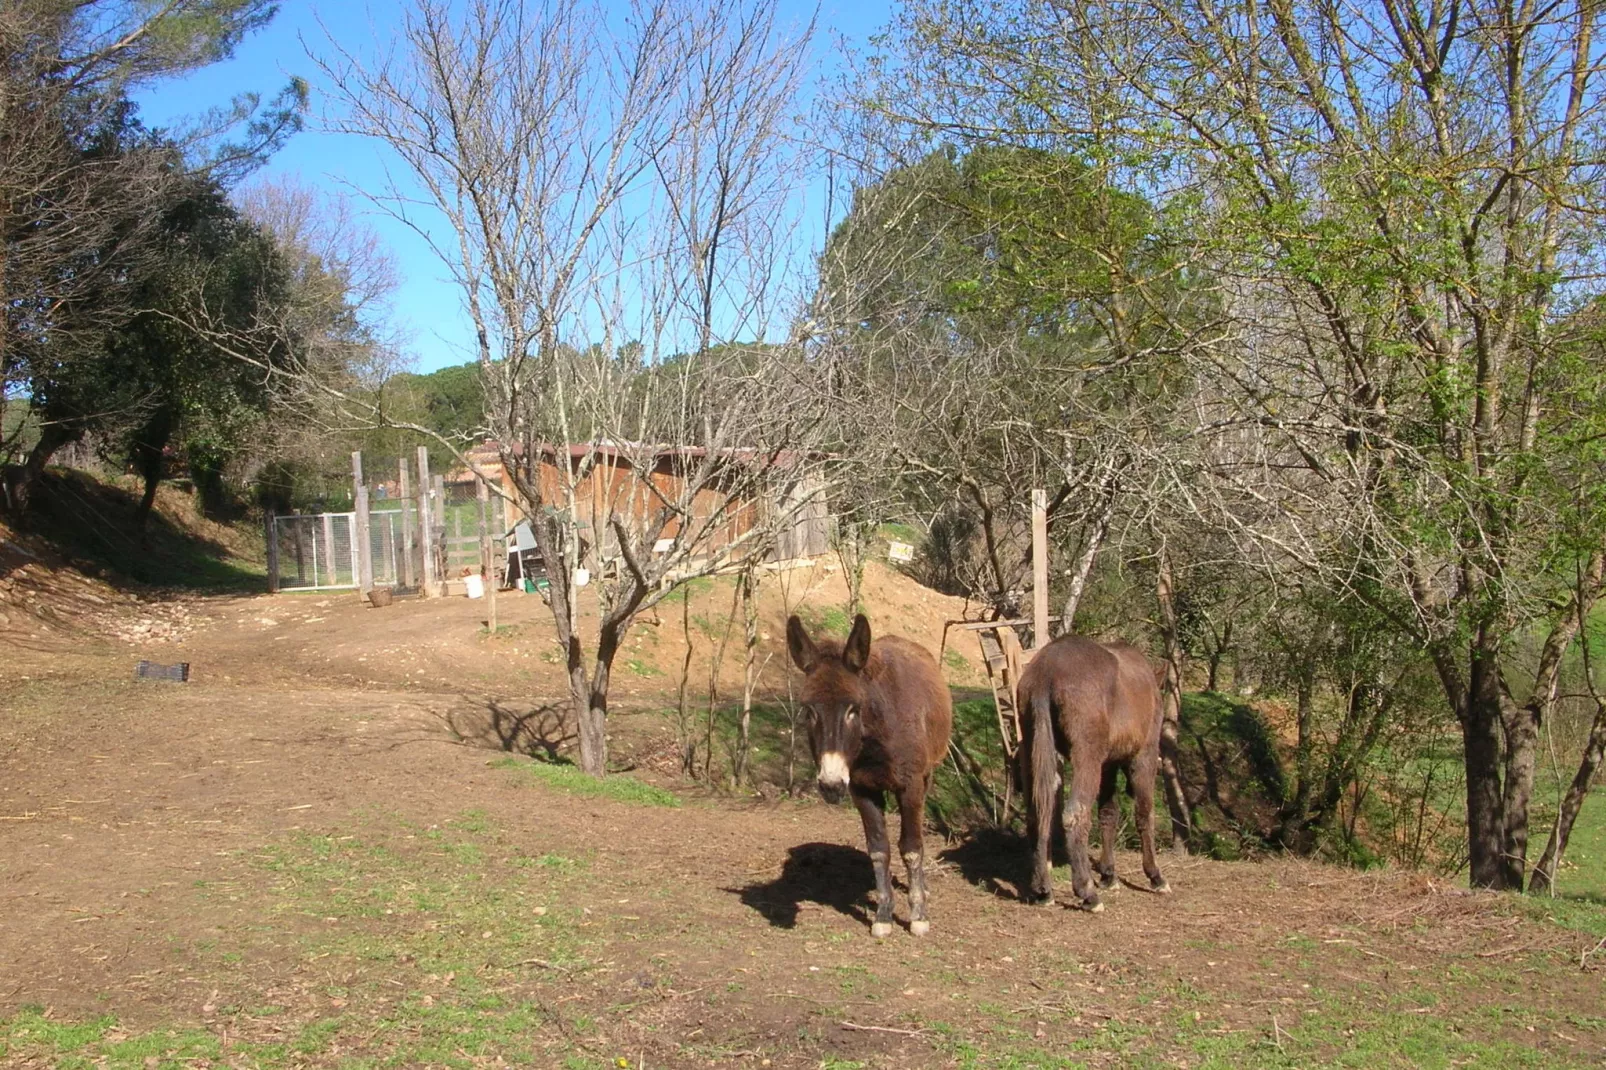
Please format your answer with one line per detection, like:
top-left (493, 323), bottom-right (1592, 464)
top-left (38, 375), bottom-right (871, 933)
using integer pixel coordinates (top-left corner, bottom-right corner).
top-left (868, 0), bottom-right (1606, 891)
top-left (315, 0), bottom-right (823, 776)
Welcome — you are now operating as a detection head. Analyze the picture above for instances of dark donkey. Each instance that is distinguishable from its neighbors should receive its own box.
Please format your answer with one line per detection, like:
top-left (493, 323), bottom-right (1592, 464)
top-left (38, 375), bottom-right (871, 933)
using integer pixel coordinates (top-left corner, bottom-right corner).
top-left (787, 614), bottom-right (953, 937)
top-left (1018, 634), bottom-right (1171, 911)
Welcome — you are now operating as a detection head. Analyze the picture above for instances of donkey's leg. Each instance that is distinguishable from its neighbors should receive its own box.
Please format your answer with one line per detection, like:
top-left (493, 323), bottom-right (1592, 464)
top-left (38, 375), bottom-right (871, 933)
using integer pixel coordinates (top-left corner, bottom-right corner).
top-left (1063, 751), bottom-right (1104, 911)
top-left (897, 781), bottom-right (932, 935)
top-left (1026, 704), bottom-right (1059, 904)
top-left (1096, 763), bottom-right (1121, 890)
top-left (1131, 752), bottom-right (1170, 893)
top-left (853, 786), bottom-right (897, 936)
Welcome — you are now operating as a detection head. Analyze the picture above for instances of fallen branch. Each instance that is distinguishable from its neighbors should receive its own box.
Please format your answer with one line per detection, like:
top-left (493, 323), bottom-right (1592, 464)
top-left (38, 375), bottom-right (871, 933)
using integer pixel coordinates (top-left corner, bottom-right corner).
top-left (837, 1021), bottom-right (932, 1038)
top-left (516, 958), bottom-right (576, 973)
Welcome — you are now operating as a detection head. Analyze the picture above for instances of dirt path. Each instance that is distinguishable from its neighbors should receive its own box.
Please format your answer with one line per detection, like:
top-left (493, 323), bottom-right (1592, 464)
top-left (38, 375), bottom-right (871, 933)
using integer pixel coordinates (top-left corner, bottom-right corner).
top-left (2, 592), bottom-right (1604, 1068)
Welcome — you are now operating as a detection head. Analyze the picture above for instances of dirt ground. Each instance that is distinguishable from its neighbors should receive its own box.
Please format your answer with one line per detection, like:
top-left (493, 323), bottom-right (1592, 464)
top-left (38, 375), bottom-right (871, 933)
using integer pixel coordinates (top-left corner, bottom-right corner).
top-left (3, 554), bottom-right (1606, 1068)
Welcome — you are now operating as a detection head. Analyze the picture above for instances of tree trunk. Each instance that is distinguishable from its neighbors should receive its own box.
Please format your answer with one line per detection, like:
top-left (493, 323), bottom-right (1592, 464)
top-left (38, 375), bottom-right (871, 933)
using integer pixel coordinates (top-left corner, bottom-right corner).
top-left (1154, 540), bottom-right (1193, 853)
top-left (1276, 674), bottom-right (1317, 850)
top-left (1059, 509), bottom-right (1108, 636)
top-left (1523, 550), bottom-right (1605, 894)
top-left (1498, 698), bottom-right (1539, 890)
top-left (570, 635), bottom-right (605, 776)
top-left (736, 566), bottom-right (758, 786)
top-left (702, 580), bottom-right (742, 782)
top-left (1205, 619), bottom-right (1232, 693)
top-left (1463, 644), bottom-right (1510, 889)
top-left (676, 587), bottom-right (697, 777)
top-left (3, 422), bottom-right (76, 514)
top-left (131, 410), bottom-right (175, 533)
top-left (578, 618), bottom-right (631, 778)
top-left (1530, 697), bottom-right (1606, 895)
top-left (1303, 682), bottom-right (1392, 847)
top-left (837, 520), bottom-right (868, 617)
top-left (134, 465), bottom-right (162, 533)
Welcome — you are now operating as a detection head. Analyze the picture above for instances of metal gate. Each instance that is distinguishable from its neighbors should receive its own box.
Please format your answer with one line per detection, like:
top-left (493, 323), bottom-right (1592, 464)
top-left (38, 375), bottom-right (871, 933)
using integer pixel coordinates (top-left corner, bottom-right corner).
top-left (272, 512), bottom-right (358, 590)
top-left (370, 508), bottom-right (409, 588)
top-left (273, 510), bottom-right (417, 592)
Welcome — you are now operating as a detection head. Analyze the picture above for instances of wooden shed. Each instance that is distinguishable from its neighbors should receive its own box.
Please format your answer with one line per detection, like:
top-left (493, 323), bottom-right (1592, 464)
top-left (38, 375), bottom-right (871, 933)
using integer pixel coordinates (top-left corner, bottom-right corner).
top-left (447, 439), bottom-right (830, 566)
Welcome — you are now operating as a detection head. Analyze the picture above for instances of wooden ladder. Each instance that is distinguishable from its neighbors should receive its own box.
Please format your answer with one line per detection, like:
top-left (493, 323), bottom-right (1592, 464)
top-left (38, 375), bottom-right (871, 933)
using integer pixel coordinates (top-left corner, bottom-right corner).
top-left (952, 619), bottom-right (1033, 758)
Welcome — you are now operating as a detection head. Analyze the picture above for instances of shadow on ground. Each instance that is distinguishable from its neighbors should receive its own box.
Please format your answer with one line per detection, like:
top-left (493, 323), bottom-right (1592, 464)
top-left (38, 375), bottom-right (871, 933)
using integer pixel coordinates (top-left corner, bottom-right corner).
top-left (733, 841), bottom-right (875, 929)
top-left (20, 469), bottom-right (263, 592)
top-left (441, 697), bottom-right (573, 759)
top-left (939, 825), bottom-right (1036, 903)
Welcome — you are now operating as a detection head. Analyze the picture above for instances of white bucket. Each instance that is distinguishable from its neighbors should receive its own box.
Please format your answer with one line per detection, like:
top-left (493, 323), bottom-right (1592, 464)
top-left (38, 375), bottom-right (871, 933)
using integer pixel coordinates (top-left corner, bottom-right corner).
top-left (464, 574), bottom-right (485, 599)
top-left (573, 568), bottom-right (591, 588)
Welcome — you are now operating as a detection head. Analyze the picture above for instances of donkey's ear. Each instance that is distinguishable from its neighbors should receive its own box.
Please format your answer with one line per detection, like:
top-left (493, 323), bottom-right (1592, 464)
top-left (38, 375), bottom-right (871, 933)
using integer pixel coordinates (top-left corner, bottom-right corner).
top-left (843, 614), bottom-right (872, 673)
top-left (787, 615), bottom-right (818, 672)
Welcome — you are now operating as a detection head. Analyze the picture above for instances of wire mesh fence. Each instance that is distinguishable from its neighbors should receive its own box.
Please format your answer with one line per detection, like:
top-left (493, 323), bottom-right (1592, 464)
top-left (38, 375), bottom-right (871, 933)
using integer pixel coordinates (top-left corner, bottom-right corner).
top-left (375, 505), bottom-right (438, 589)
top-left (438, 481), bottom-right (505, 578)
top-left (270, 458), bottom-right (510, 594)
top-left (272, 512), bottom-right (357, 590)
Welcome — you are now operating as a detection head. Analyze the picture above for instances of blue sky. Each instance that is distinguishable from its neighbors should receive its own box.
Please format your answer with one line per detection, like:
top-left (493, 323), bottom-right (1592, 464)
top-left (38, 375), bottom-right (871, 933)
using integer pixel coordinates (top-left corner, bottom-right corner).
top-left (134, 0), bottom-right (889, 374)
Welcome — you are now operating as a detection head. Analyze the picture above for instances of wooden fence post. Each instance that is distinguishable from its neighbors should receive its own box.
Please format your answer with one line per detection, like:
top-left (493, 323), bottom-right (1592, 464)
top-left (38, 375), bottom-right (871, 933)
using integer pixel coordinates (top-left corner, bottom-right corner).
top-left (399, 458), bottom-right (415, 590)
top-left (477, 474), bottom-right (497, 633)
top-left (264, 509), bottom-right (280, 593)
top-left (432, 474), bottom-right (446, 593)
top-left (1031, 488), bottom-right (1049, 650)
top-left (353, 451), bottom-right (373, 593)
top-left (416, 447), bottom-right (435, 597)
top-left (322, 512), bottom-right (338, 587)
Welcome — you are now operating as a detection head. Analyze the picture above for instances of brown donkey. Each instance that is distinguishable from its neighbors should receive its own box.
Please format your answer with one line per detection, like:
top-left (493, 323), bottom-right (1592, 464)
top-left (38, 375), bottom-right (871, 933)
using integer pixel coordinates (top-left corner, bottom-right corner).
top-left (787, 614), bottom-right (953, 937)
top-left (1018, 634), bottom-right (1171, 911)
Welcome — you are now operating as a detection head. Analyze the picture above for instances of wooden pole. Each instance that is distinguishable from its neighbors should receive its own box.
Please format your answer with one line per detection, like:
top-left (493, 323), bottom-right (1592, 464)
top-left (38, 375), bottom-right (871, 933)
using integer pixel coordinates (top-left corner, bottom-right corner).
top-left (478, 474), bottom-right (497, 634)
top-left (353, 451), bottom-right (373, 593)
top-left (433, 474), bottom-right (446, 594)
top-left (416, 447), bottom-right (435, 597)
top-left (264, 509), bottom-right (280, 593)
top-left (321, 512), bottom-right (337, 587)
top-left (1032, 488), bottom-right (1049, 650)
top-left (399, 458), bottom-right (415, 590)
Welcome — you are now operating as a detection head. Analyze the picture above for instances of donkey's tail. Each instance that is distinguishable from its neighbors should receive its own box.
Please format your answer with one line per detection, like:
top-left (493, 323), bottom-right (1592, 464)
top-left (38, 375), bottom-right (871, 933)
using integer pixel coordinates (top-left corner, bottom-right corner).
top-left (1028, 681), bottom-right (1058, 847)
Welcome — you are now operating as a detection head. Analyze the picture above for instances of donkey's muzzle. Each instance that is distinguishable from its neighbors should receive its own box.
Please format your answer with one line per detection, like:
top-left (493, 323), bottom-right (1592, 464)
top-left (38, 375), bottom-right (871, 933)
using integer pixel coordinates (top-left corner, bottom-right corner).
top-left (817, 752), bottom-right (850, 804)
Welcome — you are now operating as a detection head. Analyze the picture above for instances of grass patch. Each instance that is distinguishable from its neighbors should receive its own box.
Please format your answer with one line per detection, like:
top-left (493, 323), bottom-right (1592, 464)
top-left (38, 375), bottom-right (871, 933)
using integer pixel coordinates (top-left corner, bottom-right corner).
top-left (659, 575), bottom-right (718, 605)
top-left (1518, 893), bottom-right (1606, 939)
top-left (238, 813), bottom-right (592, 1066)
top-left (877, 521), bottom-right (922, 546)
top-left (490, 755), bottom-right (681, 807)
top-left (625, 657), bottom-right (662, 678)
top-left (794, 603), bottom-right (852, 638)
top-left (0, 1008), bottom-right (227, 1069)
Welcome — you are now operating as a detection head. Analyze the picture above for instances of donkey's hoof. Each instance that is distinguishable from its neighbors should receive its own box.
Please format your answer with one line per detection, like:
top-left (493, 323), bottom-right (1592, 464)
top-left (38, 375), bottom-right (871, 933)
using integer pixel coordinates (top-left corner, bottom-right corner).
top-left (870, 921), bottom-right (894, 938)
top-left (1082, 899), bottom-right (1105, 914)
top-left (909, 919), bottom-right (930, 936)
top-left (1098, 873), bottom-right (1119, 890)
top-left (1151, 880), bottom-right (1172, 895)
top-left (1026, 890), bottom-right (1053, 907)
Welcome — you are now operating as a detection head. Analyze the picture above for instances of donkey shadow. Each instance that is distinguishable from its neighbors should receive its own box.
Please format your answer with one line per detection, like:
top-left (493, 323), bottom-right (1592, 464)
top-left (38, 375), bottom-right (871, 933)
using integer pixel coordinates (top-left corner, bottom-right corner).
top-left (941, 823), bottom-right (1160, 903)
top-left (939, 826), bottom-right (1039, 902)
top-left (732, 842), bottom-right (876, 929)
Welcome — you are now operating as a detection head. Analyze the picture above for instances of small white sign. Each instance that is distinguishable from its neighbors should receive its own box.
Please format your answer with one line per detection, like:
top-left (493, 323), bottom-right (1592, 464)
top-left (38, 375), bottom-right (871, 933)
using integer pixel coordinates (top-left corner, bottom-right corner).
top-left (887, 541), bottom-right (915, 563)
